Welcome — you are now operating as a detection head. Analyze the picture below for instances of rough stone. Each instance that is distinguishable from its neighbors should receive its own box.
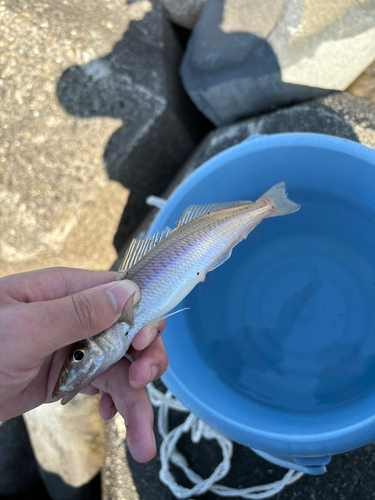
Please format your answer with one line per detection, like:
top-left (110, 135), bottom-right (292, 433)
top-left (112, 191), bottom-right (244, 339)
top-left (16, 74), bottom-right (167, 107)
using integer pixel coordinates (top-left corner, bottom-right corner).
top-left (101, 414), bottom-right (140, 500)
top-left (0, 417), bottom-right (40, 495)
top-left (347, 59), bottom-right (375, 104)
top-left (23, 394), bottom-right (102, 500)
top-left (159, 0), bottom-right (206, 29)
top-left (176, 92), bottom-right (375, 174)
top-left (0, 0), bottom-right (204, 278)
top-left (181, 0), bottom-right (375, 125)
top-left (0, 0), bottom-right (131, 278)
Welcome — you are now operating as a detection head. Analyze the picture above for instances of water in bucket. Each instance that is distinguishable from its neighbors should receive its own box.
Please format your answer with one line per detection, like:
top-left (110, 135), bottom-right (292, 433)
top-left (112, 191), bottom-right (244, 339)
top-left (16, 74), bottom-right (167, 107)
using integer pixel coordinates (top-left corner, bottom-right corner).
top-left (187, 188), bottom-right (375, 414)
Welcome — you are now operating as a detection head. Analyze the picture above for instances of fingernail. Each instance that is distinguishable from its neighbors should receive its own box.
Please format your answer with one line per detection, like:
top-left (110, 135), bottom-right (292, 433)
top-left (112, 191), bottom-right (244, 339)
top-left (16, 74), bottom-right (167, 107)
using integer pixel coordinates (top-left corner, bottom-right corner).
top-left (107, 280), bottom-right (140, 313)
top-left (146, 365), bottom-right (159, 385)
top-left (139, 327), bottom-right (158, 350)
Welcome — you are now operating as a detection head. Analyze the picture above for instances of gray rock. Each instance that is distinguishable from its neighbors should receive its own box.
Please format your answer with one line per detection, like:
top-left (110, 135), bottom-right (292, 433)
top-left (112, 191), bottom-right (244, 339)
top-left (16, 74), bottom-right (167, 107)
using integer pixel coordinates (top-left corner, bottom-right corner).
top-left (179, 92), bottom-right (375, 173)
top-left (23, 395), bottom-right (103, 500)
top-left (181, 0), bottom-right (375, 125)
top-left (0, 417), bottom-right (40, 495)
top-left (159, 0), bottom-right (206, 29)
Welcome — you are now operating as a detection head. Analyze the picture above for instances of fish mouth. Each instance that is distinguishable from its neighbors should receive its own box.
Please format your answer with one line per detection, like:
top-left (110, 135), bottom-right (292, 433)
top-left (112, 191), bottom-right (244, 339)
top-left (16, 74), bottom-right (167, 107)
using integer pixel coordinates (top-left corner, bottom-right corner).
top-left (52, 386), bottom-right (81, 405)
top-left (52, 372), bottom-right (93, 404)
top-left (52, 380), bottom-right (73, 401)
top-left (52, 384), bottom-right (69, 399)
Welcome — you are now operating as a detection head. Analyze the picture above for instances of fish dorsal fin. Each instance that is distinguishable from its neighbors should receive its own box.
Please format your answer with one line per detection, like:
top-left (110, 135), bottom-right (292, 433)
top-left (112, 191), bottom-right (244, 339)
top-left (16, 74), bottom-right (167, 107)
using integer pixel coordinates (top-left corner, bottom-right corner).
top-left (174, 201), bottom-right (253, 229)
top-left (115, 227), bottom-right (172, 279)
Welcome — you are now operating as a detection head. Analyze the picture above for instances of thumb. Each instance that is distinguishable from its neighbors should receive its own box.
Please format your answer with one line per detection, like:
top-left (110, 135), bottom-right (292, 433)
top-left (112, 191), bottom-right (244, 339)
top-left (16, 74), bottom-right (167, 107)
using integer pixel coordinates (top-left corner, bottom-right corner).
top-left (24, 279), bottom-right (140, 354)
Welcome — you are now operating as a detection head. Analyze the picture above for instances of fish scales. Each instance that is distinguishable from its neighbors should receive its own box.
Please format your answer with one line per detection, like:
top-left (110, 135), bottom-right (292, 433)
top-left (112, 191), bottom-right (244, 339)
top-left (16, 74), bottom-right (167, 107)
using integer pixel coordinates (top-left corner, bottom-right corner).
top-left (126, 201), bottom-right (272, 329)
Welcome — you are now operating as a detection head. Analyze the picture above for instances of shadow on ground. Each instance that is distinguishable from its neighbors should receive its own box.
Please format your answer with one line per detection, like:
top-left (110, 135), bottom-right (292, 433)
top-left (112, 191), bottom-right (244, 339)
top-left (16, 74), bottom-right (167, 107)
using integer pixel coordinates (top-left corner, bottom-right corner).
top-left (56, 1), bottom-right (212, 253)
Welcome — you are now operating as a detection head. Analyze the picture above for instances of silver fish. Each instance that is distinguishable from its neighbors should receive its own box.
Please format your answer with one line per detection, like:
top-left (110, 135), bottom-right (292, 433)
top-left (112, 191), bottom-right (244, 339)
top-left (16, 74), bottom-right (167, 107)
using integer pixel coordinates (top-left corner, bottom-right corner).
top-left (53, 182), bottom-right (300, 404)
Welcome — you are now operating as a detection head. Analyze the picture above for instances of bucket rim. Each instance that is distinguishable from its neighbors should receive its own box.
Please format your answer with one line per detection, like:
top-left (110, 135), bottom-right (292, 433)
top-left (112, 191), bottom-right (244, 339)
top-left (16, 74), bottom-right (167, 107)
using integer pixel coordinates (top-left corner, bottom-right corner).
top-left (152, 132), bottom-right (375, 235)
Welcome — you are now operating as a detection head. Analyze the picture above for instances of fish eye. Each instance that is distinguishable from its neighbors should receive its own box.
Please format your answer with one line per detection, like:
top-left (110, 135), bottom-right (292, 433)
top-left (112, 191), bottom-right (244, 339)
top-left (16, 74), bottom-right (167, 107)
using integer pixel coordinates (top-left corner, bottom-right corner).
top-left (72, 349), bottom-right (86, 362)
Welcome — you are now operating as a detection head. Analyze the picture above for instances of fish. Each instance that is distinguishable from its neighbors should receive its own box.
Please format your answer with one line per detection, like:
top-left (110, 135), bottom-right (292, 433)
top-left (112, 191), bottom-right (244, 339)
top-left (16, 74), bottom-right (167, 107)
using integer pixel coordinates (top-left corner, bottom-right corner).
top-left (53, 182), bottom-right (300, 404)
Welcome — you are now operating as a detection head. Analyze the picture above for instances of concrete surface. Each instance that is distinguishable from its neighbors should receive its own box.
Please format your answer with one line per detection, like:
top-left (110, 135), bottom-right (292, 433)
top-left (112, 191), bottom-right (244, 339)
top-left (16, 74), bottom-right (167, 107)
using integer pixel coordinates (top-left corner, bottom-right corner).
top-left (348, 59), bottom-right (375, 104)
top-left (159, 0), bottom-right (206, 29)
top-left (0, 0), bottom-right (204, 278)
top-left (180, 0), bottom-right (375, 125)
top-left (23, 395), bottom-right (102, 493)
top-left (0, 0), bottom-right (138, 278)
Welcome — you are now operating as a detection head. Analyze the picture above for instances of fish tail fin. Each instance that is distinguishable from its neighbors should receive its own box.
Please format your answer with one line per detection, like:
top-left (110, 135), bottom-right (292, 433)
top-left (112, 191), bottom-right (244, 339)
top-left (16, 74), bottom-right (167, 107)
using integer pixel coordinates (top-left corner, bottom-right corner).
top-left (258, 182), bottom-right (300, 216)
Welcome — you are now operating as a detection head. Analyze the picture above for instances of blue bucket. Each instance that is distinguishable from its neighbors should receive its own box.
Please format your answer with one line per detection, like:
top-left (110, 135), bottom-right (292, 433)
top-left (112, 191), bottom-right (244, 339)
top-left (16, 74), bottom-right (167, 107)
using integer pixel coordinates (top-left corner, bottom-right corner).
top-left (148, 133), bottom-right (375, 475)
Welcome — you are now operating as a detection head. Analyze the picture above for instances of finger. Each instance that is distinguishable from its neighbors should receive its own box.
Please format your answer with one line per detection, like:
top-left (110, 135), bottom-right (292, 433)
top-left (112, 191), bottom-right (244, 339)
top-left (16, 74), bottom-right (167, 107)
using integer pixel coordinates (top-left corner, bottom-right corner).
top-left (98, 393), bottom-right (117, 420)
top-left (0, 268), bottom-right (116, 303)
top-left (129, 337), bottom-right (168, 389)
top-left (92, 358), bottom-right (156, 463)
top-left (79, 386), bottom-right (99, 396)
top-left (23, 280), bottom-right (141, 355)
top-left (131, 319), bottom-right (166, 351)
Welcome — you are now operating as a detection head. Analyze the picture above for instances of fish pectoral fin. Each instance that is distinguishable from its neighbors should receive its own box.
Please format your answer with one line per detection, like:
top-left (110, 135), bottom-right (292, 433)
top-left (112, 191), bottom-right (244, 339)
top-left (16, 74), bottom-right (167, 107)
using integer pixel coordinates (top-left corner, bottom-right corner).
top-left (143, 307), bottom-right (190, 327)
top-left (115, 226), bottom-right (172, 278)
top-left (174, 201), bottom-right (253, 228)
top-left (119, 291), bottom-right (138, 327)
top-left (209, 249), bottom-right (233, 272)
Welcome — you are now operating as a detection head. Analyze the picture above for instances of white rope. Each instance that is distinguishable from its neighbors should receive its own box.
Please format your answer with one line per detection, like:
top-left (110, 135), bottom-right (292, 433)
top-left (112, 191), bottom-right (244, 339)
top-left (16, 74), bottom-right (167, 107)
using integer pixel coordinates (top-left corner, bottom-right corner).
top-left (147, 383), bottom-right (304, 499)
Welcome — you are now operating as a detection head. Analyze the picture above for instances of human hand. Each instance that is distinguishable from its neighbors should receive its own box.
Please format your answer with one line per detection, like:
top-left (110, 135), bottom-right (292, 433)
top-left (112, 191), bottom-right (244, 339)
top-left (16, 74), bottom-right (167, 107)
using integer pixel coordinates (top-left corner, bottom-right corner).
top-left (0, 267), bottom-right (168, 462)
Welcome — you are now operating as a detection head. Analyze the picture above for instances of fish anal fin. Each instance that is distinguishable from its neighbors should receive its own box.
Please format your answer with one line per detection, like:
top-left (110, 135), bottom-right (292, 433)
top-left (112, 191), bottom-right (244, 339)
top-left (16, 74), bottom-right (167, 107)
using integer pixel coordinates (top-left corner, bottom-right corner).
top-left (115, 226), bottom-right (172, 278)
top-left (175, 201), bottom-right (253, 229)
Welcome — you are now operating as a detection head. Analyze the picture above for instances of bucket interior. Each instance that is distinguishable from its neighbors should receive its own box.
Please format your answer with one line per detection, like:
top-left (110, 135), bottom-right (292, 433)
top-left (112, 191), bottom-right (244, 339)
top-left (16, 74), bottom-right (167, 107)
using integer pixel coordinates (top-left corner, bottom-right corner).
top-left (150, 136), bottom-right (375, 453)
